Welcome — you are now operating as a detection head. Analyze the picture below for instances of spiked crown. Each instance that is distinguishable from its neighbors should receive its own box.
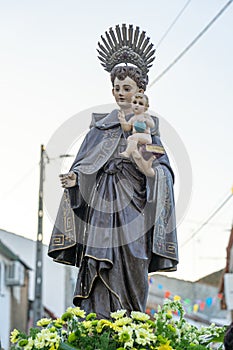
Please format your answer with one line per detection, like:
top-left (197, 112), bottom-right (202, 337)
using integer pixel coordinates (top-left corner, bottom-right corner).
top-left (97, 24), bottom-right (155, 76)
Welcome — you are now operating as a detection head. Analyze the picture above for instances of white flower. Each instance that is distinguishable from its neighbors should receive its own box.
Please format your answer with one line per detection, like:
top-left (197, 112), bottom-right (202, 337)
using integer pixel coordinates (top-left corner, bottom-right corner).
top-left (111, 309), bottom-right (127, 319)
top-left (118, 326), bottom-right (134, 348)
top-left (34, 335), bottom-right (45, 349)
top-left (34, 329), bottom-right (60, 349)
top-left (24, 337), bottom-right (34, 350)
top-left (131, 311), bottom-right (150, 321)
top-left (135, 328), bottom-right (155, 345)
top-left (117, 325), bottom-right (133, 343)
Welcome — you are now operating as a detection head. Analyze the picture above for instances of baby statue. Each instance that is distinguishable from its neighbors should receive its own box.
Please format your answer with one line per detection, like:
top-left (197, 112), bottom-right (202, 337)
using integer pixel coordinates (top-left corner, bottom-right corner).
top-left (118, 93), bottom-right (155, 176)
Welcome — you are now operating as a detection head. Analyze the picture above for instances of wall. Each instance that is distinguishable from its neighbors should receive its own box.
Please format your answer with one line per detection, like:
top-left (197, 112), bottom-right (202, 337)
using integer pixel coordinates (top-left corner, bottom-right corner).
top-left (0, 230), bottom-right (77, 316)
top-left (148, 274), bottom-right (228, 324)
top-left (0, 257), bottom-right (12, 350)
top-left (10, 270), bottom-right (29, 333)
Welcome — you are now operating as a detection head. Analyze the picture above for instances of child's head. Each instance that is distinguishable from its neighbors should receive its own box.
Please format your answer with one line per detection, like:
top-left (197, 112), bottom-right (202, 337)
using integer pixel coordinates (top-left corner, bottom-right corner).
top-left (131, 93), bottom-right (149, 114)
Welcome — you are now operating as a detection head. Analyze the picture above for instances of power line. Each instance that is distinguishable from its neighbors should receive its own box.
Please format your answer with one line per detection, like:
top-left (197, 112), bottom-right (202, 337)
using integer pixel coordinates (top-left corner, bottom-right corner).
top-left (149, 0), bottom-right (233, 88)
top-left (181, 187), bottom-right (233, 247)
top-left (1, 164), bottom-right (38, 199)
top-left (184, 219), bottom-right (228, 228)
top-left (1, 153), bottom-right (74, 199)
top-left (156, 0), bottom-right (192, 49)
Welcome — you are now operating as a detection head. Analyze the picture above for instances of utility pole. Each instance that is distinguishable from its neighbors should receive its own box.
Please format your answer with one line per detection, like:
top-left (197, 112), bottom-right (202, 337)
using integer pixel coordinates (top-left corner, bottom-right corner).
top-left (32, 146), bottom-right (73, 325)
top-left (33, 145), bottom-right (46, 326)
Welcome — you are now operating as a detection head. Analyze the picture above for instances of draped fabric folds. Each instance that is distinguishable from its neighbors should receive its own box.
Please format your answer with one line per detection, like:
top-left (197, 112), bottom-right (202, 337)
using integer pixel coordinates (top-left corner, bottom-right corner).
top-left (48, 109), bottom-right (178, 318)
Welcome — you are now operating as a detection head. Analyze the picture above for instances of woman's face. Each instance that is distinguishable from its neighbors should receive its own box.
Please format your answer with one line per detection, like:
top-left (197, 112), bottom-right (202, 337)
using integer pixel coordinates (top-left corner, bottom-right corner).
top-left (112, 76), bottom-right (141, 110)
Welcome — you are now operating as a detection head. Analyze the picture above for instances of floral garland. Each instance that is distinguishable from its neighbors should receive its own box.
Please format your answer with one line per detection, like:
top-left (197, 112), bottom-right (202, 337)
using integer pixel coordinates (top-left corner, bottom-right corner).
top-left (10, 300), bottom-right (225, 350)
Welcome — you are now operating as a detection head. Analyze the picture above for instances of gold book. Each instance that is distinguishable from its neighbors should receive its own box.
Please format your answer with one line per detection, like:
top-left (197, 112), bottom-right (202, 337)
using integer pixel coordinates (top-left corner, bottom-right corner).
top-left (145, 144), bottom-right (165, 154)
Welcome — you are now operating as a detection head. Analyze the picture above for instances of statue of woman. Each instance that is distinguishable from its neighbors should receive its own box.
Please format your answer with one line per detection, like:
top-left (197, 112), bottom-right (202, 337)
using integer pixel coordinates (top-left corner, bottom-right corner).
top-left (48, 24), bottom-right (178, 319)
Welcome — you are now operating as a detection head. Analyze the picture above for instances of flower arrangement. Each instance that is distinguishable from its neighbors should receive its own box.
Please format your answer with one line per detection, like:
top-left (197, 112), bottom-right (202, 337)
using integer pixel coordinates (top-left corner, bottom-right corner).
top-left (10, 300), bottom-right (225, 350)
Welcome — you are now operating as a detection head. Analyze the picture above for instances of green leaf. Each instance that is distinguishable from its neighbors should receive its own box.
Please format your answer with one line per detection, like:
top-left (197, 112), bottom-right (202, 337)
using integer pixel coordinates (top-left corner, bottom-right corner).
top-left (210, 333), bottom-right (225, 343)
top-left (59, 342), bottom-right (80, 350)
top-left (29, 327), bottom-right (40, 339)
top-left (200, 330), bottom-right (225, 345)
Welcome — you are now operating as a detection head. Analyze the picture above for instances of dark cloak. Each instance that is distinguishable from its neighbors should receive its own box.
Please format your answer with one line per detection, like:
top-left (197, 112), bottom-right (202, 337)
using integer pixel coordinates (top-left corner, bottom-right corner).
top-left (48, 109), bottom-right (178, 318)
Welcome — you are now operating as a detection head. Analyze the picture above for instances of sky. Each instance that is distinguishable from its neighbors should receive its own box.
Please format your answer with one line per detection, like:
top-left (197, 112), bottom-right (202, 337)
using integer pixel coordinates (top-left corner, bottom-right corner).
top-left (0, 0), bottom-right (232, 281)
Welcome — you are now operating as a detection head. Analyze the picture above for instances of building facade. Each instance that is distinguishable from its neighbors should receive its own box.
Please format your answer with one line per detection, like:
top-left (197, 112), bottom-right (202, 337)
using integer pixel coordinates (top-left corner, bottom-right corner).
top-left (0, 229), bottom-right (77, 348)
top-left (0, 240), bottom-right (30, 349)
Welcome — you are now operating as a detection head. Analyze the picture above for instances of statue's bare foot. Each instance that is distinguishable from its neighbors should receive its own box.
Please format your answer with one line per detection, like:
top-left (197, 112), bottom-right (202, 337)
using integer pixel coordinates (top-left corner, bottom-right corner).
top-left (147, 155), bottom-right (156, 168)
top-left (142, 161), bottom-right (155, 177)
top-left (132, 151), bottom-right (155, 177)
top-left (144, 167), bottom-right (155, 177)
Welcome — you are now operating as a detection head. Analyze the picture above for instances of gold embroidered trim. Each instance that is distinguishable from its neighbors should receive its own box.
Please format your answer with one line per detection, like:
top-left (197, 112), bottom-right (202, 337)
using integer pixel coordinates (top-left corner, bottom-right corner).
top-left (73, 273), bottom-right (98, 300)
top-left (85, 254), bottom-right (113, 264)
top-left (53, 259), bottom-right (73, 265)
top-left (48, 243), bottom-right (76, 252)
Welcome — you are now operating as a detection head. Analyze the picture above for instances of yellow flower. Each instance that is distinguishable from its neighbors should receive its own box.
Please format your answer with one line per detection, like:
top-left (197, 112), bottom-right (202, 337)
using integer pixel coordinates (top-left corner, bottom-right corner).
top-left (86, 312), bottom-right (96, 320)
top-left (110, 323), bottom-right (122, 332)
top-left (96, 319), bottom-right (113, 333)
top-left (137, 322), bottom-right (151, 330)
top-left (82, 320), bottom-right (93, 330)
top-left (66, 307), bottom-right (73, 313)
top-left (165, 312), bottom-right (172, 320)
top-left (66, 306), bottom-right (86, 318)
top-left (115, 317), bottom-right (132, 327)
top-left (10, 329), bottom-right (20, 343)
top-left (61, 311), bottom-right (72, 321)
top-left (54, 317), bottom-right (65, 328)
top-left (156, 340), bottom-right (173, 350)
top-left (37, 318), bottom-right (52, 327)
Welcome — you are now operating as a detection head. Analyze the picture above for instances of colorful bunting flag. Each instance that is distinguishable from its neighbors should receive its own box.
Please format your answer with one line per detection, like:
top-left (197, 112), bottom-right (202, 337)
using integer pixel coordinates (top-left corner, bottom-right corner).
top-left (206, 297), bottom-right (212, 307)
top-left (154, 283), bottom-right (221, 314)
top-left (193, 304), bottom-right (199, 313)
top-left (164, 290), bottom-right (171, 298)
